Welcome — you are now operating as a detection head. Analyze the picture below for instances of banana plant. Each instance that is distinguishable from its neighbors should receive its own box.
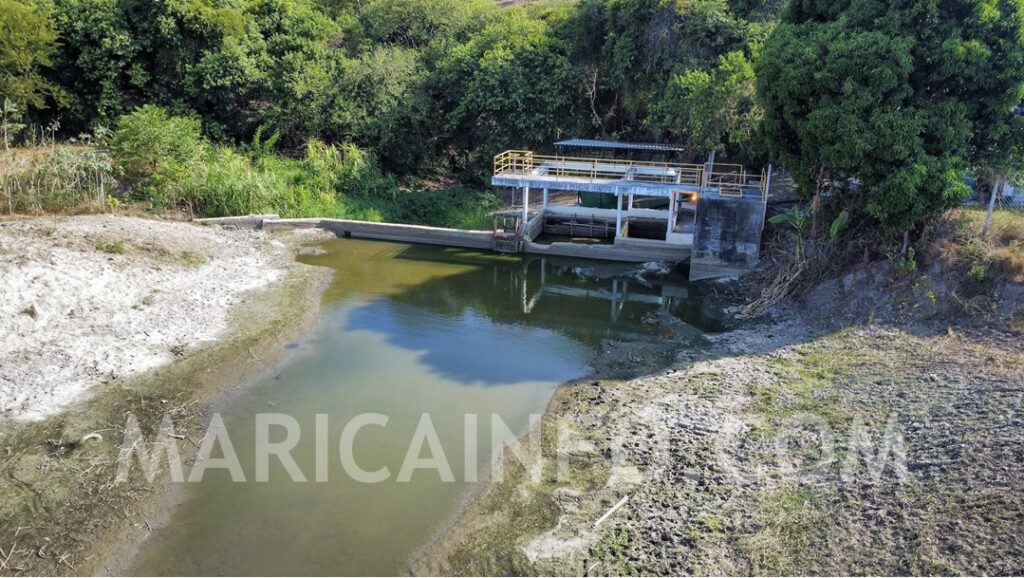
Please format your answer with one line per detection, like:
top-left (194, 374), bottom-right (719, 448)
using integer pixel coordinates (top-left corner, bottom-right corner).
top-left (768, 205), bottom-right (812, 262)
top-left (829, 210), bottom-right (850, 241)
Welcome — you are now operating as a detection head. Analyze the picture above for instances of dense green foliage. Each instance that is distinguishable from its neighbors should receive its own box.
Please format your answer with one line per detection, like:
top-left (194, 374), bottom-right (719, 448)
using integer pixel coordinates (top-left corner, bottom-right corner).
top-left (757, 0), bottom-right (1024, 232)
top-left (3, 0), bottom-right (1022, 235)
top-left (9, 0), bottom-right (771, 164)
top-left (0, 0), bottom-right (62, 113)
top-left (1, 0), bottom-right (775, 224)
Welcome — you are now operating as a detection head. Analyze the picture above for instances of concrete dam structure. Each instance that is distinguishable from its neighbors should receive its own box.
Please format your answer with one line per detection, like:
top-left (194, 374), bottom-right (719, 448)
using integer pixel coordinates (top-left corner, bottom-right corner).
top-left (491, 140), bottom-right (770, 280)
top-left (199, 141), bottom-right (770, 281)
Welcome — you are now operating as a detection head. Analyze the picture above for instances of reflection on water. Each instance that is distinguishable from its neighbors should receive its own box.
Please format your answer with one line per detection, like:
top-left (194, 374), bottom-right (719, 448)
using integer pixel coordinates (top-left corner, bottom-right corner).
top-left (129, 239), bottom-right (719, 576)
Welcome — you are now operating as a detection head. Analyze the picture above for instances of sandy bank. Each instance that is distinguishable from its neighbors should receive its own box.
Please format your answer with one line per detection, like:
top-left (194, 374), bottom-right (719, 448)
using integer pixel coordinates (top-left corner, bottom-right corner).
top-left (0, 215), bottom-right (333, 576)
top-left (0, 215), bottom-right (305, 422)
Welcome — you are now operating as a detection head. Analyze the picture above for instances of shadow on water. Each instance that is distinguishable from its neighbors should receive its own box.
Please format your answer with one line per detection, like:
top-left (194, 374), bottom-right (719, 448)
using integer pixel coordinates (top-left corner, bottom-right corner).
top-left (128, 238), bottom-right (725, 576)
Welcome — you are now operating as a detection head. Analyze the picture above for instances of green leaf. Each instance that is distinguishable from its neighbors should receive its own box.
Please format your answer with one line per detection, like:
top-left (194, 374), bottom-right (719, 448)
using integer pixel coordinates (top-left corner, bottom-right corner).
top-left (829, 210), bottom-right (850, 240)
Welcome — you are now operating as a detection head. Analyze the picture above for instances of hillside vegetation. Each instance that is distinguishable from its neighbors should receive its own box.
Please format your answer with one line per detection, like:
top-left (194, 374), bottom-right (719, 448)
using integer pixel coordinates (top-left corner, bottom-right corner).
top-left (2, 0), bottom-right (780, 224)
top-left (1, 0), bottom-right (1022, 248)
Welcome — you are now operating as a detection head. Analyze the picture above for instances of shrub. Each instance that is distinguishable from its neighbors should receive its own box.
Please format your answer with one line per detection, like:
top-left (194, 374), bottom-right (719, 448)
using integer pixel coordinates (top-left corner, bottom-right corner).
top-left (111, 105), bottom-right (204, 184)
top-left (385, 187), bottom-right (500, 229)
top-left (968, 263), bottom-right (989, 283)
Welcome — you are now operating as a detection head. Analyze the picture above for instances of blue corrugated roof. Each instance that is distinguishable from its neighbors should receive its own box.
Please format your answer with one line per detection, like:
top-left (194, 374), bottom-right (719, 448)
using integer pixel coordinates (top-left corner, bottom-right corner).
top-left (554, 139), bottom-right (687, 152)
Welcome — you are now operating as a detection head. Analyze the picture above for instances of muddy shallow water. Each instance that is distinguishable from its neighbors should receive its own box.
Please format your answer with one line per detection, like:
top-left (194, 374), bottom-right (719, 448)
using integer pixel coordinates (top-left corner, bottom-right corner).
top-left (128, 239), bottom-right (719, 576)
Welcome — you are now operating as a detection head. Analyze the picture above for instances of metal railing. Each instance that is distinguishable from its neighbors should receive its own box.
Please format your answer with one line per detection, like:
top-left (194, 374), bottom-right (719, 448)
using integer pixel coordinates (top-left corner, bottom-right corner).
top-left (494, 150), bottom-right (767, 200)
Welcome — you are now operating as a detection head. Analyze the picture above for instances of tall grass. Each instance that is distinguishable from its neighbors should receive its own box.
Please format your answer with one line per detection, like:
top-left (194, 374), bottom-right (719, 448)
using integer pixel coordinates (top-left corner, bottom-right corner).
top-left (1, 145), bottom-right (114, 214)
top-left (2, 106), bottom-right (500, 228)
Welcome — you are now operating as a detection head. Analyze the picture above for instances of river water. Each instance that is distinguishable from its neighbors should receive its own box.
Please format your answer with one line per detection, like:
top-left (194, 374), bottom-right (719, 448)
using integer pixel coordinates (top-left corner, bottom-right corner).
top-left (129, 239), bottom-right (720, 576)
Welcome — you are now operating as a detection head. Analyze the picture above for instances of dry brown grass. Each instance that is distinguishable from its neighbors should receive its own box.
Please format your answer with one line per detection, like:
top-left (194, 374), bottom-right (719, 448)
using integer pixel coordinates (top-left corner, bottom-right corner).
top-left (926, 208), bottom-right (1024, 282)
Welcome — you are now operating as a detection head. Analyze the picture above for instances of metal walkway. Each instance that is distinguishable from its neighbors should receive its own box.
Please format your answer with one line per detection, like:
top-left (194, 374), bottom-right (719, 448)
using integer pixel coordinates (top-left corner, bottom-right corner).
top-left (492, 150), bottom-right (768, 199)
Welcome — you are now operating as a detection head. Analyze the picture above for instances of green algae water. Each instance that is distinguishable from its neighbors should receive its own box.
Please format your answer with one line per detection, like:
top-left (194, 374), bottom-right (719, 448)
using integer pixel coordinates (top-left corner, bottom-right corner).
top-left (129, 239), bottom-right (721, 576)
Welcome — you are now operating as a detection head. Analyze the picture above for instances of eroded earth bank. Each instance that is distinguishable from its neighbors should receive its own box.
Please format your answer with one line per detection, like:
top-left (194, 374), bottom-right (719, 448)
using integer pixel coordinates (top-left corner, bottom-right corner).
top-left (421, 265), bottom-right (1024, 576)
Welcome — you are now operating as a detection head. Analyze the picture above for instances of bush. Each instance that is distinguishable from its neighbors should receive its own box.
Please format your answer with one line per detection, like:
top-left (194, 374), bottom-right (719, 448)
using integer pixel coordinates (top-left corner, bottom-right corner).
top-left (386, 187), bottom-right (500, 229)
top-left (111, 105), bottom-right (204, 184)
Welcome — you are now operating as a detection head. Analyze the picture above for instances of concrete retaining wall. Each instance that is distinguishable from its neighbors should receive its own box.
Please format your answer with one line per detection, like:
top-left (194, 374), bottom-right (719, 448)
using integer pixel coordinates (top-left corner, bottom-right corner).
top-left (314, 219), bottom-right (493, 249)
top-left (690, 193), bottom-right (766, 280)
top-left (198, 214), bottom-right (692, 265)
top-left (523, 240), bottom-right (689, 263)
top-left (524, 212), bottom-right (545, 241)
top-left (252, 217), bottom-right (493, 250)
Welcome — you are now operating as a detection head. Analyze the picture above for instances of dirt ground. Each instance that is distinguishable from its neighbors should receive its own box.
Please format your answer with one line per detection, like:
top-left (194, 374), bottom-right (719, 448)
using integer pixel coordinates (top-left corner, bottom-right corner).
top-left (0, 216), bottom-right (333, 575)
top-left (421, 267), bottom-right (1024, 575)
top-left (2, 212), bottom-right (1021, 576)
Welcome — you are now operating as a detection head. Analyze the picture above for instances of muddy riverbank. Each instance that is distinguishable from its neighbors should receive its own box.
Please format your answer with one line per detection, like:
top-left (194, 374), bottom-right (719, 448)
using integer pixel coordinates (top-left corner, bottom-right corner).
top-left (0, 216), bottom-right (334, 575)
top-left (418, 287), bottom-right (1024, 575)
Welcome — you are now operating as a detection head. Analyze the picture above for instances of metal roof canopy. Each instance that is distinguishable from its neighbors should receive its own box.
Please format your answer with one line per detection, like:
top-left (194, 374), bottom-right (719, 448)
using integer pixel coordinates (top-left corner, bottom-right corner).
top-left (554, 139), bottom-right (687, 153)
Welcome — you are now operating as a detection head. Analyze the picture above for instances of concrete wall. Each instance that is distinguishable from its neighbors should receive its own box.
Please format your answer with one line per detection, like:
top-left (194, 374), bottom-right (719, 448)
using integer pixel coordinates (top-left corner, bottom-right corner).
top-left (208, 216), bottom-right (494, 250)
top-left (690, 193), bottom-right (766, 280)
top-left (523, 240), bottom-right (689, 263)
top-left (199, 214), bottom-right (691, 264)
top-left (524, 212), bottom-right (545, 241)
top-left (314, 219), bottom-right (493, 249)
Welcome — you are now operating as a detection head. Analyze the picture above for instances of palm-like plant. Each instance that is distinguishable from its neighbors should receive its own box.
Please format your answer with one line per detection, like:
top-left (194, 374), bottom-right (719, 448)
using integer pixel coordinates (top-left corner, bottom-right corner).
top-left (768, 205), bottom-right (812, 262)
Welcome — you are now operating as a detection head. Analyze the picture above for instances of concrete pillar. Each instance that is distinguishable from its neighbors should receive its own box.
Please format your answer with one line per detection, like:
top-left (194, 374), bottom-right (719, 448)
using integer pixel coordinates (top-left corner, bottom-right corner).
top-left (615, 190), bottom-right (623, 238)
top-left (542, 188), bottom-right (549, 208)
top-left (523, 186), bottom-right (530, 222)
top-left (666, 191), bottom-right (676, 237)
top-left (628, 192), bottom-right (634, 210)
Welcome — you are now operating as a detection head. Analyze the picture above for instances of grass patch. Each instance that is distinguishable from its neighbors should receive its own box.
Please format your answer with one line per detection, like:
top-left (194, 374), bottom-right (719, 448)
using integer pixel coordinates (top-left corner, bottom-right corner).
top-left (6, 141), bottom-right (501, 230)
top-left (739, 486), bottom-right (827, 575)
top-left (751, 337), bottom-right (861, 435)
top-left (590, 526), bottom-right (641, 575)
top-left (95, 239), bottom-right (126, 254)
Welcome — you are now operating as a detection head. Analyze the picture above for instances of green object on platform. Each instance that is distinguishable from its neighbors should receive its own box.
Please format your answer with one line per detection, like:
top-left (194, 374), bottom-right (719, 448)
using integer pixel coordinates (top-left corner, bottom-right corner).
top-left (579, 192), bottom-right (617, 209)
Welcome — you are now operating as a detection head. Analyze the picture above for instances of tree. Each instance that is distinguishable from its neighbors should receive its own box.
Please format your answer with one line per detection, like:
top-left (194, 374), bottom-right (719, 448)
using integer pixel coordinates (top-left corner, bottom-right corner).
top-left (659, 50), bottom-right (760, 157)
top-left (0, 0), bottom-right (63, 117)
top-left (437, 12), bottom-right (578, 176)
top-left (357, 0), bottom-right (494, 50)
top-left (342, 46), bottom-right (433, 173)
top-left (756, 0), bottom-right (1024, 234)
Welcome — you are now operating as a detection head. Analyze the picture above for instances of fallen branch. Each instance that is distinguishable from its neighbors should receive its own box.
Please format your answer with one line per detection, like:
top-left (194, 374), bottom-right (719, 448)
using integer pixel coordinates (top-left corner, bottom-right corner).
top-left (593, 494), bottom-right (630, 528)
